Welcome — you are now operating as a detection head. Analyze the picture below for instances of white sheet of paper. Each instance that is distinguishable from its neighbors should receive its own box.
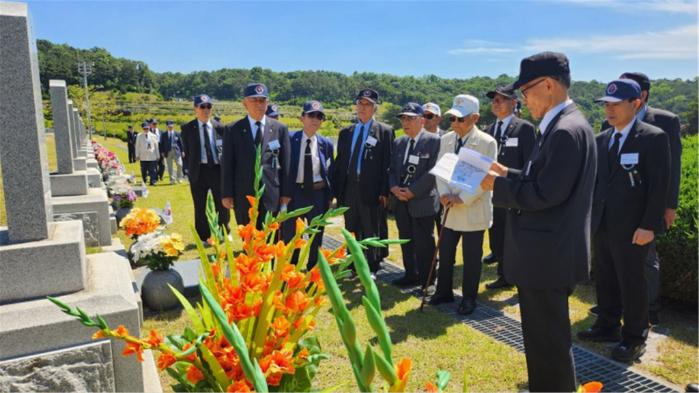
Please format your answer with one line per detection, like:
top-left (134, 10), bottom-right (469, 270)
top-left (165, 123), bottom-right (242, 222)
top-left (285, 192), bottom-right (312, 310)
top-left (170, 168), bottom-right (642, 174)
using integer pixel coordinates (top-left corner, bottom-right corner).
top-left (431, 148), bottom-right (493, 194)
top-left (429, 153), bottom-right (458, 181)
top-left (506, 137), bottom-right (518, 147)
top-left (620, 153), bottom-right (639, 165)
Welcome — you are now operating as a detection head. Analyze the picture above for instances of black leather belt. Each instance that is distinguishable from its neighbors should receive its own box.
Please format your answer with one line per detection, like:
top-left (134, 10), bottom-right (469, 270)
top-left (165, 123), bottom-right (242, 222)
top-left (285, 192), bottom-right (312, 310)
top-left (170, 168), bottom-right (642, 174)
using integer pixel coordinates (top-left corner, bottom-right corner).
top-left (297, 181), bottom-right (326, 191)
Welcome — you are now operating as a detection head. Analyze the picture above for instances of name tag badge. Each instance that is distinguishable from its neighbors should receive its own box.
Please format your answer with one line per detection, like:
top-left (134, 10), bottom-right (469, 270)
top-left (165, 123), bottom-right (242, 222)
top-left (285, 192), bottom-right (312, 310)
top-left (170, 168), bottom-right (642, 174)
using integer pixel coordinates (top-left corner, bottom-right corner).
top-left (620, 153), bottom-right (639, 165)
top-left (505, 137), bottom-right (518, 147)
top-left (366, 136), bottom-right (378, 147)
top-left (215, 139), bottom-right (223, 147)
top-left (268, 139), bottom-right (281, 150)
top-left (408, 155), bottom-right (420, 165)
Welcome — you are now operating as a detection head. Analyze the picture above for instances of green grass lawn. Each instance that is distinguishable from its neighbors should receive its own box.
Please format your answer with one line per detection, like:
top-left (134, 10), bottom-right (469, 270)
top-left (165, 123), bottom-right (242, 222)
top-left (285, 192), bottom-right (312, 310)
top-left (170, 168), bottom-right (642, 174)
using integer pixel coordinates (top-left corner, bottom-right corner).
top-left (0, 134), bottom-right (696, 391)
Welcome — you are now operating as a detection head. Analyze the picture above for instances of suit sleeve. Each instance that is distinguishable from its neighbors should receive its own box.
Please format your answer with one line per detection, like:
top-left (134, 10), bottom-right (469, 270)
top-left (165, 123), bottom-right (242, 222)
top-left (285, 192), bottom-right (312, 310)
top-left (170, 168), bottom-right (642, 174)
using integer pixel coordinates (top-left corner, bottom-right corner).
top-left (493, 128), bottom-right (583, 211)
top-left (388, 140), bottom-right (400, 190)
top-left (518, 123), bottom-right (537, 169)
top-left (640, 131), bottom-right (670, 231)
top-left (459, 138), bottom-right (497, 206)
top-left (280, 125), bottom-right (292, 199)
top-left (665, 115), bottom-right (682, 209)
top-left (221, 125), bottom-right (235, 199)
top-left (408, 139), bottom-right (439, 198)
top-left (159, 133), bottom-right (166, 155)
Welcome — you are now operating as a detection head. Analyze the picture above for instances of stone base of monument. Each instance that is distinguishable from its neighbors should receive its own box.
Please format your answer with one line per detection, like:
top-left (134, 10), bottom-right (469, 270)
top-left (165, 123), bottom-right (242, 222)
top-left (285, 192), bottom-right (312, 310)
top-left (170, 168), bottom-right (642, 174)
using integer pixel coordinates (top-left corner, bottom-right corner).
top-left (73, 157), bottom-right (86, 171)
top-left (51, 188), bottom-right (112, 246)
top-left (0, 252), bottom-right (161, 392)
top-left (86, 158), bottom-right (99, 170)
top-left (86, 167), bottom-right (103, 188)
top-left (49, 171), bottom-right (89, 197)
top-left (0, 221), bottom-right (86, 304)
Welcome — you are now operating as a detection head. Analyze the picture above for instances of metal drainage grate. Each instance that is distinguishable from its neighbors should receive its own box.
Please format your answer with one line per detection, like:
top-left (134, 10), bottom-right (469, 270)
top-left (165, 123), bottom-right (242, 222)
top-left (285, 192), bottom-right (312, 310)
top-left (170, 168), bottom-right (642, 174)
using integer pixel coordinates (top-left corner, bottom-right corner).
top-left (322, 236), bottom-right (678, 392)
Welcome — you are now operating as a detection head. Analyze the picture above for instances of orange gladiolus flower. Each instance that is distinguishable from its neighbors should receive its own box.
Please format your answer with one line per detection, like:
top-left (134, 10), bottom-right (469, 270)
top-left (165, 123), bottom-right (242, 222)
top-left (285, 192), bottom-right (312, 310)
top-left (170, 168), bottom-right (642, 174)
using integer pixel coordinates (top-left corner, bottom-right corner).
top-left (294, 238), bottom-right (306, 249)
top-left (182, 343), bottom-right (197, 362)
top-left (238, 224), bottom-right (255, 243)
top-left (122, 342), bottom-right (144, 362)
top-left (284, 291), bottom-right (311, 314)
top-left (186, 365), bottom-right (205, 384)
top-left (581, 381), bottom-right (604, 393)
top-left (246, 195), bottom-right (257, 208)
top-left (146, 330), bottom-right (163, 347)
top-left (281, 265), bottom-right (305, 289)
top-left (296, 348), bottom-right (309, 361)
top-left (260, 350), bottom-right (295, 386)
top-left (424, 382), bottom-right (438, 393)
top-left (308, 266), bottom-right (321, 283)
top-left (270, 315), bottom-right (290, 338)
top-left (114, 325), bottom-right (129, 337)
top-left (274, 241), bottom-right (286, 258)
top-left (156, 353), bottom-right (177, 370)
top-left (227, 379), bottom-right (252, 392)
top-left (295, 217), bottom-right (306, 235)
top-left (92, 330), bottom-right (106, 339)
top-left (396, 357), bottom-right (412, 389)
top-left (268, 222), bottom-right (280, 231)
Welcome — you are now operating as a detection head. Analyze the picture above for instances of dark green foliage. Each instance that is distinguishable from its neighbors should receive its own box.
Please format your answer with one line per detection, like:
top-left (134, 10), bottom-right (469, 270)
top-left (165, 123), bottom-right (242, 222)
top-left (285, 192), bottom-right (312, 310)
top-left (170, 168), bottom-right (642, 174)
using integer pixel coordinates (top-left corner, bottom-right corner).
top-left (657, 135), bottom-right (698, 304)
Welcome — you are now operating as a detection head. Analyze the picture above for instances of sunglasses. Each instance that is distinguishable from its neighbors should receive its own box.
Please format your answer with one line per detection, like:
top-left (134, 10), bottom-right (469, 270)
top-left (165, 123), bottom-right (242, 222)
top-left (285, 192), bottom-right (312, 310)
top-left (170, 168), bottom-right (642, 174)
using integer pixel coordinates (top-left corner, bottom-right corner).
top-left (449, 116), bottom-right (467, 123)
top-left (198, 104), bottom-right (213, 109)
top-left (305, 112), bottom-right (325, 121)
top-left (423, 114), bottom-right (436, 120)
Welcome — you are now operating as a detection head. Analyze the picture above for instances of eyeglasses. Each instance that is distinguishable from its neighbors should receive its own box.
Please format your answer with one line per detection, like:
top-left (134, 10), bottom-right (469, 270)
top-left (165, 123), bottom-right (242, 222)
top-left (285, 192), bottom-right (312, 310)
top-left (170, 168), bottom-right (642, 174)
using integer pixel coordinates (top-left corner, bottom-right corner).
top-left (305, 112), bottom-right (325, 121)
top-left (520, 78), bottom-right (547, 98)
top-left (198, 104), bottom-right (213, 109)
top-left (449, 116), bottom-right (467, 123)
top-left (423, 114), bottom-right (436, 120)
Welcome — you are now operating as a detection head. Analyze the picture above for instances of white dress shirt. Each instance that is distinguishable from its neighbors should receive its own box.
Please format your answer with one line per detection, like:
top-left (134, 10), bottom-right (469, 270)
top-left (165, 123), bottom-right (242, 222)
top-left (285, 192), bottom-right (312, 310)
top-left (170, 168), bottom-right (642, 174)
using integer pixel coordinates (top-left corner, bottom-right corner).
top-left (247, 115), bottom-right (267, 141)
top-left (197, 119), bottom-right (217, 164)
top-left (494, 114), bottom-right (514, 139)
top-left (538, 98), bottom-right (574, 136)
top-left (403, 129), bottom-right (424, 164)
top-left (296, 132), bottom-right (323, 183)
top-left (609, 119), bottom-right (636, 152)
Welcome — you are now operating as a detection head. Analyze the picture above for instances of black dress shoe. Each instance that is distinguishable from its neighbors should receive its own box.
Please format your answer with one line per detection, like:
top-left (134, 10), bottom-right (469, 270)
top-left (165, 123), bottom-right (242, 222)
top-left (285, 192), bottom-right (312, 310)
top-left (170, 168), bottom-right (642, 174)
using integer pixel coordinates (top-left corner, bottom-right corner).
top-left (458, 298), bottom-right (477, 315)
top-left (428, 295), bottom-right (455, 306)
top-left (612, 341), bottom-right (646, 363)
top-left (392, 276), bottom-right (419, 287)
top-left (482, 253), bottom-right (497, 265)
top-left (486, 277), bottom-right (513, 290)
top-left (686, 383), bottom-right (699, 392)
top-left (577, 326), bottom-right (622, 342)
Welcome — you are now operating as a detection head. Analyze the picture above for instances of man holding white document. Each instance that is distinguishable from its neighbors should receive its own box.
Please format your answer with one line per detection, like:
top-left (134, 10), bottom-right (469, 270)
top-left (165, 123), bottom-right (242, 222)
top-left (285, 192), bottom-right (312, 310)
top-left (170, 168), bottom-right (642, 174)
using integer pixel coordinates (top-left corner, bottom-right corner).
top-left (429, 94), bottom-right (497, 316)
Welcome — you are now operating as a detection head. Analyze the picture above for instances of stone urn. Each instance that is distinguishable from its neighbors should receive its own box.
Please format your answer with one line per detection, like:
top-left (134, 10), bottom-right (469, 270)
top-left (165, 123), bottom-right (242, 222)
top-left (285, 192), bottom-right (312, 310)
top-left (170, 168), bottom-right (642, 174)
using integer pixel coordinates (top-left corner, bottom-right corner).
top-left (141, 269), bottom-right (184, 311)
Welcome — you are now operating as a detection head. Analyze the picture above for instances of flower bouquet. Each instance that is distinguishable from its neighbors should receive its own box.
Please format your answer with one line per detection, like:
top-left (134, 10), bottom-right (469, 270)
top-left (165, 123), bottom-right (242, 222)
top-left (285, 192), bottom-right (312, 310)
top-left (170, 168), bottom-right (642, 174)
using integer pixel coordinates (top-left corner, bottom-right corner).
top-left (130, 231), bottom-right (185, 271)
top-left (120, 207), bottom-right (162, 239)
top-left (112, 188), bottom-right (137, 209)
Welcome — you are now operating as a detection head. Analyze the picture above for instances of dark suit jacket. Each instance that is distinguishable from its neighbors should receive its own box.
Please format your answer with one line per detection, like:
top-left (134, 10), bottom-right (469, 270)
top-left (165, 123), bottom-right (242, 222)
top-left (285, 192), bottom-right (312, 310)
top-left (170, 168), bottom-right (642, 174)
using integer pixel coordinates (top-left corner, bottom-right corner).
top-left (180, 118), bottom-right (224, 184)
top-left (388, 131), bottom-right (440, 217)
top-left (601, 106), bottom-right (680, 210)
top-left (159, 130), bottom-right (182, 156)
top-left (486, 116), bottom-right (536, 170)
top-left (331, 120), bottom-right (393, 205)
top-left (592, 120), bottom-right (670, 240)
top-left (289, 130), bottom-right (334, 202)
top-left (221, 117), bottom-right (291, 212)
top-left (493, 104), bottom-right (597, 289)
top-left (126, 130), bottom-right (137, 145)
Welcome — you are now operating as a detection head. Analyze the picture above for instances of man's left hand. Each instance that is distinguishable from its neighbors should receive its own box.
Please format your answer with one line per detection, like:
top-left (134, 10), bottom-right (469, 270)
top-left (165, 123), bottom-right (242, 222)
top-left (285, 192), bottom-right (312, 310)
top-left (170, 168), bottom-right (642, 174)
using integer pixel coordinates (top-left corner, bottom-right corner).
top-left (378, 195), bottom-right (389, 208)
top-left (632, 228), bottom-right (655, 246)
top-left (481, 171), bottom-right (497, 191)
top-left (664, 208), bottom-right (677, 229)
top-left (400, 188), bottom-right (415, 200)
top-left (280, 197), bottom-right (291, 206)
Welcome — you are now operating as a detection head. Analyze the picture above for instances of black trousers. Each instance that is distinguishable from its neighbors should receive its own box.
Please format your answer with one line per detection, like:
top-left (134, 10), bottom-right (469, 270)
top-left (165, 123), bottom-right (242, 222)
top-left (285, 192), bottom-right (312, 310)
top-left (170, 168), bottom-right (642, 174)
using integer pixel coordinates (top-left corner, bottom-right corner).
top-left (377, 204), bottom-right (390, 259)
top-left (233, 196), bottom-right (270, 230)
top-left (518, 286), bottom-right (577, 392)
top-left (394, 201), bottom-right (436, 286)
top-left (127, 143), bottom-right (136, 163)
top-left (189, 164), bottom-right (229, 242)
top-left (488, 206), bottom-right (507, 278)
top-left (645, 240), bottom-right (661, 313)
top-left (157, 156), bottom-right (165, 180)
top-left (593, 224), bottom-right (650, 344)
top-left (434, 228), bottom-right (484, 300)
top-left (343, 176), bottom-right (380, 272)
top-left (139, 160), bottom-right (157, 185)
top-left (283, 185), bottom-right (330, 269)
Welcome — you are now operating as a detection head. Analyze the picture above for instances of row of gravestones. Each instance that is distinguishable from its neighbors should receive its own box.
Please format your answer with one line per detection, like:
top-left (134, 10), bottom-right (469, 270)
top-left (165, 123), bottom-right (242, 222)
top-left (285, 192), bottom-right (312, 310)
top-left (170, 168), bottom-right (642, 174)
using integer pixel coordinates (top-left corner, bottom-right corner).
top-left (0, 2), bottom-right (161, 392)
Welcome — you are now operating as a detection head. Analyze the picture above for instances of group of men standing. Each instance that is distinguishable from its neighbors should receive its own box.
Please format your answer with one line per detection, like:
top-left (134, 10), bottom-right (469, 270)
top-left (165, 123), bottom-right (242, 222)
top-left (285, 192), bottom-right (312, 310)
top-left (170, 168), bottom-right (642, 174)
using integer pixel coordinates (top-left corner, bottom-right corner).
top-left (126, 118), bottom-right (185, 186)
top-left (169, 50), bottom-right (680, 392)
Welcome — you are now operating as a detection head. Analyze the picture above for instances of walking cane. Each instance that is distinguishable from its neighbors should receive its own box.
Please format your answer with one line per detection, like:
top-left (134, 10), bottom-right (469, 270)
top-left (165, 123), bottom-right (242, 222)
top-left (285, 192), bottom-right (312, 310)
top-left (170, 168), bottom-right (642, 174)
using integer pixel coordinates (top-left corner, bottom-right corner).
top-left (420, 205), bottom-right (451, 312)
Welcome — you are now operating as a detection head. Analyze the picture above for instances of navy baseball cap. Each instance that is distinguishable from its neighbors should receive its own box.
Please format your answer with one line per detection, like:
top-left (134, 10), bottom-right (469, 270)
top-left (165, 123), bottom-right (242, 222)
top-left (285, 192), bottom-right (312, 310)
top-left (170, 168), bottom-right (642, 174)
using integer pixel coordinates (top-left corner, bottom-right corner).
top-left (619, 72), bottom-right (651, 91)
top-left (397, 102), bottom-right (424, 117)
top-left (486, 85), bottom-right (517, 100)
top-left (595, 79), bottom-right (641, 103)
top-left (302, 100), bottom-right (325, 115)
top-left (166, 120), bottom-right (174, 126)
top-left (194, 94), bottom-right (212, 106)
top-left (151, 118), bottom-right (158, 124)
top-left (244, 83), bottom-right (269, 98)
top-left (356, 88), bottom-right (379, 104)
top-left (266, 104), bottom-right (280, 117)
top-left (512, 51), bottom-right (570, 89)
top-left (141, 121), bottom-right (149, 129)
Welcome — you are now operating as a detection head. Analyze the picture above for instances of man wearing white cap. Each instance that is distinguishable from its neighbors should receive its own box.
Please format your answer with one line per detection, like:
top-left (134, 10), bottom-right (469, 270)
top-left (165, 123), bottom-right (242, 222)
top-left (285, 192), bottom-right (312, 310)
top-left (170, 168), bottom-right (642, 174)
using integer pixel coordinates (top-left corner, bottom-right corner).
top-left (422, 102), bottom-right (446, 136)
top-left (429, 94), bottom-right (497, 316)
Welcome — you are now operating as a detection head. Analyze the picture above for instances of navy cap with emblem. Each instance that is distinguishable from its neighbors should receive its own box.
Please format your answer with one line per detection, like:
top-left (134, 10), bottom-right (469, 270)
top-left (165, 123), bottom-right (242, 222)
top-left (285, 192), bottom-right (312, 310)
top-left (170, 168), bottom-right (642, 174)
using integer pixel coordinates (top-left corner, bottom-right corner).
top-left (141, 121), bottom-right (149, 129)
top-left (595, 79), bottom-right (641, 103)
top-left (194, 94), bottom-right (212, 106)
top-left (151, 118), bottom-right (158, 124)
top-left (244, 83), bottom-right (269, 98)
top-left (166, 120), bottom-right (174, 126)
top-left (302, 100), bottom-right (325, 115)
top-left (396, 102), bottom-right (424, 118)
top-left (619, 72), bottom-right (651, 92)
top-left (266, 104), bottom-right (280, 117)
top-left (486, 85), bottom-right (517, 100)
top-left (355, 88), bottom-right (379, 104)
top-left (512, 51), bottom-right (570, 89)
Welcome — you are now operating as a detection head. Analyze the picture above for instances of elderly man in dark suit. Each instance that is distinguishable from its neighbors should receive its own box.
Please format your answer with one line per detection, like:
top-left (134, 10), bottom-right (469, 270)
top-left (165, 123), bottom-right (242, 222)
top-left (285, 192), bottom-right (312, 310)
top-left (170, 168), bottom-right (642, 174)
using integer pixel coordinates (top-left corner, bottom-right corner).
top-left (160, 120), bottom-right (184, 184)
top-left (578, 79), bottom-right (669, 363)
top-left (331, 88), bottom-right (393, 275)
top-left (483, 85), bottom-right (536, 289)
top-left (221, 83), bottom-right (291, 229)
top-left (126, 125), bottom-right (137, 163)
top-left (282, 100), bottom-right (334, 269)
top-left (388, 103), bottom-right (440, 288)
top-left (180, 95), bottom-right (229, 242)
top-left (481, 52), bottom-right (597, 392)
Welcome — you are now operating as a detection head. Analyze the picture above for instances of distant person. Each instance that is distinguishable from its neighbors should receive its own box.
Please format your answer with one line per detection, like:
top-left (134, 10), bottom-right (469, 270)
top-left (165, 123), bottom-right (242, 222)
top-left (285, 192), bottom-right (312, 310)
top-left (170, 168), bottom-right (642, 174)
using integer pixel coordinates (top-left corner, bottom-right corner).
top-left (126, 125), bottom-right (137, 163)
top-left (282, 100), bottom-right (334, 269)
top-left (578, 79), bottom-right (669, 363)
top-left (422, 102), bottom-right (446, 136)
top-left (221, 83), bottom-right (291, 229)
top-left (331, 88), bottom-right (393, 276)
top-left (149, 118), bottom-right (165, 181)
top-left (482, 85), bottom-right (536, 290)
top-left (388, 103), bottom-right (440, 288)
top-left (266, 103), bottom-right (280, 120)
top-left (160, 120), bottom-right (184, 184)
top-left (180, 95), bottom-right (229, 242)
top-left (135, 121), bottom-right (159, 186)
top-left (430, 94), bottom-right (496, 316)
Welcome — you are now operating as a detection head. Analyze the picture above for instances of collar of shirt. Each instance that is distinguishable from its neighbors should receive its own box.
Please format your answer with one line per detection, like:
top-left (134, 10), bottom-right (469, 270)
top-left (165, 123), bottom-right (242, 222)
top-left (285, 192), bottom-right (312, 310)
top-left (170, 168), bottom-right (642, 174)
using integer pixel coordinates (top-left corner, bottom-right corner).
top-left (297, 131), bottom-right (322, 182)
top-left (403, 129), bottom-right (424, 163)
top-left (636, 104), bottom-right (649, 122)
top-left (247, 115), bottom-right (266, 136)
top-left (497, 114), bottom-right (514, 131)
top-left (610, 118), bottom-right (636, 151)
top-left (539, 98), bottom-right (574, 136)
top-left (197, 119), bottom-right (212, 130)
top-left (301, 131), bottom-right (317, 145)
